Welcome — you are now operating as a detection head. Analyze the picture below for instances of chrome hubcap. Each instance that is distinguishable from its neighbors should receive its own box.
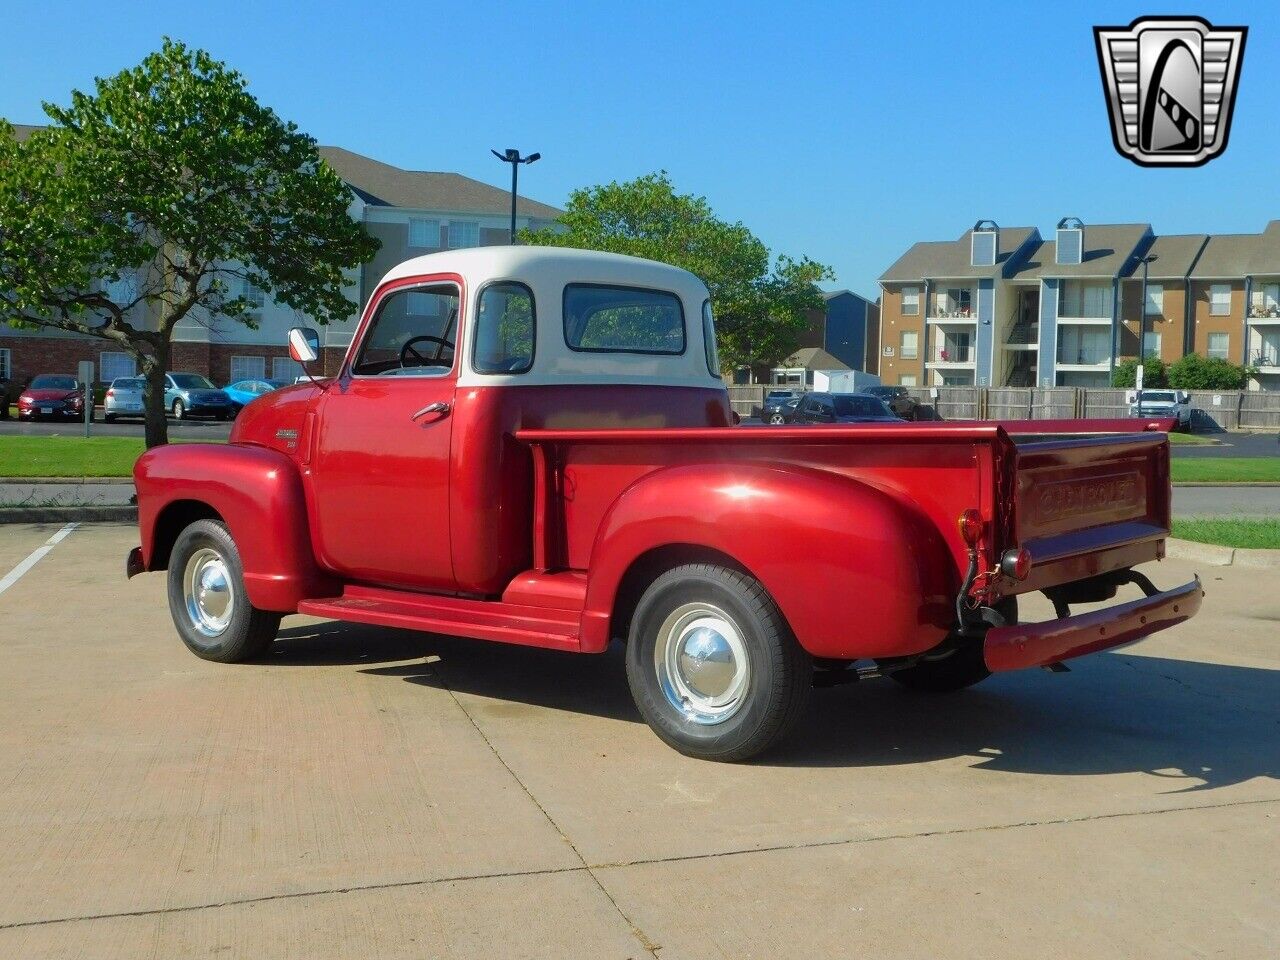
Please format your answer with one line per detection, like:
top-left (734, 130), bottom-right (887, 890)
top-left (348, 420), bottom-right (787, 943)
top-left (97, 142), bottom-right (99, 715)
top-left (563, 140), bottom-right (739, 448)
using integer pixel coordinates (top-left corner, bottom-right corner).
top-left (654, 602), bottom-right (750, 725)
top-left (183, 548), bottom-right (234, 637)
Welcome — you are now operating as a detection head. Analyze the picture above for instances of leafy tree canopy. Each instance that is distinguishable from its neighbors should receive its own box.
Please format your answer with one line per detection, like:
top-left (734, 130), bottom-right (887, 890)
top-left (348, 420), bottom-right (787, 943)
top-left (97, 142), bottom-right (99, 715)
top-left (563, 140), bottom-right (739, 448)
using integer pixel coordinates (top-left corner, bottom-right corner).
top-left (521, 172), bottom-right (832, 372)
top-left (1112, 356), bottom-right (1168, 388)
top-left (0, 39), bottom-right (378, 444)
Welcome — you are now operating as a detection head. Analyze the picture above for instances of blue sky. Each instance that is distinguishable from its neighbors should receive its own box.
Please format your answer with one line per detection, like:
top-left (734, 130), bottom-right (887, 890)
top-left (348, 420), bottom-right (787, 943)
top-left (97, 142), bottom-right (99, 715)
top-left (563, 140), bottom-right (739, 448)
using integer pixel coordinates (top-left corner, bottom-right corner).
top-left (1, 1), bottom-right (1275, 296)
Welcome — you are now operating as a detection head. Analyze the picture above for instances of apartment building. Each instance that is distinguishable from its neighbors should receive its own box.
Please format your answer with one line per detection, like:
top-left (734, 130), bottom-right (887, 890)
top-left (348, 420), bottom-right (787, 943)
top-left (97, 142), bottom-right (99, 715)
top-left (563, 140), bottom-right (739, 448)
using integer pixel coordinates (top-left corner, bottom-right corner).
top-left (878, 218), bottom-right (1280, 391)
top-left (0, 126), bottom-right (562, 386)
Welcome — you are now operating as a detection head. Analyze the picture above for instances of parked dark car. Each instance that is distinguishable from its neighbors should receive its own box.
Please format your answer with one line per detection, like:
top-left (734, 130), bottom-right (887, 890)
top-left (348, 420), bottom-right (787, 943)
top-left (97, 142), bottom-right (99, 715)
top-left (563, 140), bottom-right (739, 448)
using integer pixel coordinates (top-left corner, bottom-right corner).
top-left (761, 390), bottom-right (803, 424)
top-left (792, 392), bottom-right (904, 425)
top-left (865, 385), bottom-right (919, 420)
top-left (17, 374), bottom-right (87, 422)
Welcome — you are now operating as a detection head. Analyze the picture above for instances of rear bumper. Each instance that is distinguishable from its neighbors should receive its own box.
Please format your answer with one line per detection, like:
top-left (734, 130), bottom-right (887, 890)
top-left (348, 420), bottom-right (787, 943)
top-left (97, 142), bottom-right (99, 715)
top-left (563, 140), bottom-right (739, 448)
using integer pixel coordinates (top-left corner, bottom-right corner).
top-left (984, 576), bottom-right (1202, 672)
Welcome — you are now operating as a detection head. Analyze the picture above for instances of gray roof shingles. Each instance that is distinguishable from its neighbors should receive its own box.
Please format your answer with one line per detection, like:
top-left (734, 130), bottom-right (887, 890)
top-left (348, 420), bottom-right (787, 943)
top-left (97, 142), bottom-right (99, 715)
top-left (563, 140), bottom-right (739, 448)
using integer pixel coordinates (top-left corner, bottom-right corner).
top-left (1007, 223), bottom-right (1151, 280)
top-left (4, 123), bottom-right (562, 219)
top-left (879, 227), bottom-right (1037, 282)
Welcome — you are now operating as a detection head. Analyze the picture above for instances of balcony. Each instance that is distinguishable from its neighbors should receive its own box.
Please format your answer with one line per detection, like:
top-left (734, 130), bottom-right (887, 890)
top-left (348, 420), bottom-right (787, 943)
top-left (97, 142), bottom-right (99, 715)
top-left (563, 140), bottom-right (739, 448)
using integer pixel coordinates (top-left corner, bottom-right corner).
top-left (1056, 315), bottom-right (1112, 325)
top-left (1248, 307), bottom-right (1280, 324)
top-left (927, 345), bottom-right (976, 367)
top-left (926, 307), bottom-right (977, 323)
top-left (1056, 350), bottom-right (1111, 369)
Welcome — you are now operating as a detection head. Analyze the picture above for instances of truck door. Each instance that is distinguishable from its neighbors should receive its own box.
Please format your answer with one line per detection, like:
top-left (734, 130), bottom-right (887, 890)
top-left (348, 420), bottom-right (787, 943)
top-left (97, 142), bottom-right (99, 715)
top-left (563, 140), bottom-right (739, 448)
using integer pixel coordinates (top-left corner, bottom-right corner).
top-left (308, 277), bottom-right (460, 591)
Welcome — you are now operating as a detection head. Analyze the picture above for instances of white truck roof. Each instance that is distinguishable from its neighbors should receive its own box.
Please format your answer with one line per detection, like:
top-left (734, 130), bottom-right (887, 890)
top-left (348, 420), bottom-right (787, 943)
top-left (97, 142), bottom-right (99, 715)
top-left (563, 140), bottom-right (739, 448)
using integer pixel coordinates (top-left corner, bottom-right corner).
top-left (375, 246), bottom-right (722, 389)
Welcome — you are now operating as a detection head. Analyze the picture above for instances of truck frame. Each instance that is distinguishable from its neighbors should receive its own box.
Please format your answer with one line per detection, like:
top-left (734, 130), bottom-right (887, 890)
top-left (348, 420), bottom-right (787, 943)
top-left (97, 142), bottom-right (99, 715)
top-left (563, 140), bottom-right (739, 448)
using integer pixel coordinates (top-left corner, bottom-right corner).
top-left (129, 247), bottom-right (1201, 760)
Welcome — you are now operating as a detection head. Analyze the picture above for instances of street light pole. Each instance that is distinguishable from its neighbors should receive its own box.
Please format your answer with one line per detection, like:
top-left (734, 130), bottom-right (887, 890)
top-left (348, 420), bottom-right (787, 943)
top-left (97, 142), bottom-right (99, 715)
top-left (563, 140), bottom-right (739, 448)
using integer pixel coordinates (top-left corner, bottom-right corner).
top-left (490, 148), bottom-right (541, 243)
top-left (1136, 254), bottom-right (1158, 415)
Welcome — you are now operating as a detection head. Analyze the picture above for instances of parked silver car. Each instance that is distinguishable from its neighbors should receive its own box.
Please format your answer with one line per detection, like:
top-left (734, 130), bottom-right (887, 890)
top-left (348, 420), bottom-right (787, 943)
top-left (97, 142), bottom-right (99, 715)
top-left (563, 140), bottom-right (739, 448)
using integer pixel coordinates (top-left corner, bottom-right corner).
top-left (103, 376), bottom-right (147, 422)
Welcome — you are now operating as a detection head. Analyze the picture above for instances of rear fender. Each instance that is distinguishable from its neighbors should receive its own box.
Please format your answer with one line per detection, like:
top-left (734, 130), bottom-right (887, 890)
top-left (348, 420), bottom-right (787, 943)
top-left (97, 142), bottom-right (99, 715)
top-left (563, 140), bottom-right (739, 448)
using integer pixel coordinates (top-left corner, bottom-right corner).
top-left (581, 462), bottom-right (957, 658)
top-left (134, 443), bottom-right (336, 611)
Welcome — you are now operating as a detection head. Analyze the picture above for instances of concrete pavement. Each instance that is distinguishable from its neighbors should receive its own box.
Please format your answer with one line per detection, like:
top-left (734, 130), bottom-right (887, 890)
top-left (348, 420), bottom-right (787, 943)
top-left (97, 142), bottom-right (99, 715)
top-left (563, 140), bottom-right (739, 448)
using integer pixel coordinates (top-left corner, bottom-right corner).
top-left (0, 523), bottom-right (1276, 958)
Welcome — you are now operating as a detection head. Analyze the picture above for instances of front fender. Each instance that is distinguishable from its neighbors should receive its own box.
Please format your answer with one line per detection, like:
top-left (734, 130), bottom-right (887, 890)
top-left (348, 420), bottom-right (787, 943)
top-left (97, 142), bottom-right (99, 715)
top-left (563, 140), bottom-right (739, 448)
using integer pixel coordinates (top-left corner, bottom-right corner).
top-left (134, 443), bottom-right (336, 611)
top-left (581, 462), bottom-right (957, 659)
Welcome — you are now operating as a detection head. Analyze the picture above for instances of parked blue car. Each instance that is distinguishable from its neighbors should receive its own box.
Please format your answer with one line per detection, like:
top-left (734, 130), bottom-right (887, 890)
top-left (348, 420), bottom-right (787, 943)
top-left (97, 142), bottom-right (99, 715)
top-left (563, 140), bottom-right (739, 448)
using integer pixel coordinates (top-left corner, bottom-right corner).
top-left (164, 373), bottom-right (233, 421)
top-left (221, 378), bottom-right (287, 414)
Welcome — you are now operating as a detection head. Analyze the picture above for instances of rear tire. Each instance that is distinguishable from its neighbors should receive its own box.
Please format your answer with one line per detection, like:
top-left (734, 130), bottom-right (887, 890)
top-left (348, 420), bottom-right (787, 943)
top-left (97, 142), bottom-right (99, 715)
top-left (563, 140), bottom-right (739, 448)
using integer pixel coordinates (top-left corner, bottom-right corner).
top-left (885, 598), bottom-right (1017, 693)
top-left (167, 519), bottom-right (281, 663)
top-left (104, 413), bottom-right (116, 423)
top-left (625, 563), bottom-right (811, 761)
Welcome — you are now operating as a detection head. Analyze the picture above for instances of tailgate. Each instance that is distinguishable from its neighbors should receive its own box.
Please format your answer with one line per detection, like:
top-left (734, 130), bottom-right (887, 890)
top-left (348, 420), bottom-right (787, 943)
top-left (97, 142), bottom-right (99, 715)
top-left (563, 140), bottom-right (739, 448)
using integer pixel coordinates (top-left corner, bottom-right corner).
top-left (1008, 433), bottom-right (1170, 591)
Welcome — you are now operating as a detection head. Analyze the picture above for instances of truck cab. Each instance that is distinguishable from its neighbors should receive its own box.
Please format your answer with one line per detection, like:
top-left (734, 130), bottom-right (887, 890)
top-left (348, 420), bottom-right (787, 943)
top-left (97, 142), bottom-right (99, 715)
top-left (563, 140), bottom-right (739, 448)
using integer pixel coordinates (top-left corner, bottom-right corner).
top-left (130, 247), bottom-right (1202, 761)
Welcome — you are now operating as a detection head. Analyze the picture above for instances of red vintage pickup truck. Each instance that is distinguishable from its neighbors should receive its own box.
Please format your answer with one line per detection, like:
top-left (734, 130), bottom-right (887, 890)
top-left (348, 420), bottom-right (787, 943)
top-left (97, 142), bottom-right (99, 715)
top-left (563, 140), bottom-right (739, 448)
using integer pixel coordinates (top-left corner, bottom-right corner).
top-left (130, 247), bottom-right (1202, 761)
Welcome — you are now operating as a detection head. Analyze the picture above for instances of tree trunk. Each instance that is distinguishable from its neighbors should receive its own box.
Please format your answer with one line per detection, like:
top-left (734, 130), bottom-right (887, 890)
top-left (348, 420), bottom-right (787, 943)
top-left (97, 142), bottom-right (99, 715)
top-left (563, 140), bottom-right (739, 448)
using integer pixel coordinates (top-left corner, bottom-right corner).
top-left (141, 343), bottom-right (170, 448)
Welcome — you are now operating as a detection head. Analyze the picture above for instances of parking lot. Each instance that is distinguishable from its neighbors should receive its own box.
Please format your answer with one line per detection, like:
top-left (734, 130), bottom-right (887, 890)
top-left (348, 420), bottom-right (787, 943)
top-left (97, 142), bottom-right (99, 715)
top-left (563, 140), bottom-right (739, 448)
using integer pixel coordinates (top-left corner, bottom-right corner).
top-left (0, 522), bottom-right (1276, 958)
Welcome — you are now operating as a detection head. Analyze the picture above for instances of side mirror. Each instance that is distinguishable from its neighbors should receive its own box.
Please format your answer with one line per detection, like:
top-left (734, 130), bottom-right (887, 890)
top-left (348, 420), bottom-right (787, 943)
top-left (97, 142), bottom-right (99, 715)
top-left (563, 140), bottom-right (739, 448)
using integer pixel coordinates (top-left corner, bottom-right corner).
top-left (288, 327), bottom-right (320, 364)
top-left (1178, 390), bottom-right (1191, 403)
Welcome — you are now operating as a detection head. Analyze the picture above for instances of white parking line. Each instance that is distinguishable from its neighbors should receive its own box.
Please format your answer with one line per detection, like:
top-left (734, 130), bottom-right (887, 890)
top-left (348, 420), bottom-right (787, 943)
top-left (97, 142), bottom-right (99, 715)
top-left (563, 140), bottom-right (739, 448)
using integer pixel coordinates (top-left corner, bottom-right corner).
top-left (0, 523), bottom-right (79, 597)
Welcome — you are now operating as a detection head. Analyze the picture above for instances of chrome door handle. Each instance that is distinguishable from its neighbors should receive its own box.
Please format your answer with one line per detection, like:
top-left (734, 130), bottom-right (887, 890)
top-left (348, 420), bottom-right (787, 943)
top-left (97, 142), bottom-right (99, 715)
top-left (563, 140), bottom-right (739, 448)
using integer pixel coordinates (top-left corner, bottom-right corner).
top-left (410, 401), bottom-right (450, 421)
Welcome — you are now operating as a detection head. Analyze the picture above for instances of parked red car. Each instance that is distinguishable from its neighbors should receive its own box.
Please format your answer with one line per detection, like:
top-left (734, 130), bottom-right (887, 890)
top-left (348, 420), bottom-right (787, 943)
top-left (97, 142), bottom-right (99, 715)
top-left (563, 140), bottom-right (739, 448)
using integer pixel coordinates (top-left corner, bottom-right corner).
top-left (17, 374), bottom-right (87, 421)
top-left (129, 248), bottom-right (1201, 761)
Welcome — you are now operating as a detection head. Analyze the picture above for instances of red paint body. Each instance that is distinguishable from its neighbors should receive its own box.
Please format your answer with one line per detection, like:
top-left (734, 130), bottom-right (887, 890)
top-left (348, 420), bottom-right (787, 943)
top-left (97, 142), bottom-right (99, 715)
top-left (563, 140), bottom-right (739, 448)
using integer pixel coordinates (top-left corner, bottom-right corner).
top-left (133, 265), bottom-right (1200, 672)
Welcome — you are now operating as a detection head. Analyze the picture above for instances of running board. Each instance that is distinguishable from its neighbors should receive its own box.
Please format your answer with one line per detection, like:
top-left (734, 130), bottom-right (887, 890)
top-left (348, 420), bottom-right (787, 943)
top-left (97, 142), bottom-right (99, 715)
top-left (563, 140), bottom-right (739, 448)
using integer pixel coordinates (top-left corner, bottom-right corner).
top-left (298, 584), bottom-right (581, 652)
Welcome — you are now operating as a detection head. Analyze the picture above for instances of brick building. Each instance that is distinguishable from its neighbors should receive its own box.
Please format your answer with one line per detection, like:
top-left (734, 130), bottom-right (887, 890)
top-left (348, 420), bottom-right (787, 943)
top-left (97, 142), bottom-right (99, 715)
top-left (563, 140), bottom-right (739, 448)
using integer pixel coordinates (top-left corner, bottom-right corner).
top-left (877, 219), bottom-right (1280, 392)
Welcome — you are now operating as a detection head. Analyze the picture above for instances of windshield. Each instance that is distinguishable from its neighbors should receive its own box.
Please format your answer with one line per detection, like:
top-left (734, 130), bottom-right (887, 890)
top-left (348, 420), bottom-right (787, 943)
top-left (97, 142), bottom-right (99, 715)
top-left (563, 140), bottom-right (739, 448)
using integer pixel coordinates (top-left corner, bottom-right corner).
top-left (833, 396), bottom-right (893, 418)
top-left (169, 374), bottom-right (216, 389)
top-left (1141, 391), bottom-right (1177, 403)
top-left (112, 378), bottom-right (145, 389)
top-left (30, 375), bottom-right (78, 390)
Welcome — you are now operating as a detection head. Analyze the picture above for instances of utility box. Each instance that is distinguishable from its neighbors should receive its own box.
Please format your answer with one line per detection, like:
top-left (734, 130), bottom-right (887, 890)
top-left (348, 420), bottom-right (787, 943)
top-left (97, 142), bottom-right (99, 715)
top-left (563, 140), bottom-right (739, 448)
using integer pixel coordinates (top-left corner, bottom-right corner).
top-left (813, 370), bottom-right (881, 393)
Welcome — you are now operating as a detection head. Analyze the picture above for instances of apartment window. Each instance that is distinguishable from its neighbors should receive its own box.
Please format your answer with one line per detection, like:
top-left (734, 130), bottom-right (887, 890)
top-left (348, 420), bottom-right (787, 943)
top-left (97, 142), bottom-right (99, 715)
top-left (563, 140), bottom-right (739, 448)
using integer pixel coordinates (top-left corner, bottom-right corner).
top-left (1250, 283), bottom-right (1280, 318)
top-left (901, 286), bottom-right (920, 316)
top-left (408, 218), bottom-right (441, 248)
top-left (934, 287), bottom-right (972, 318)
top-left (1058, 327), bottom-right (1110, 365)
top-left (104, 273), bottom-right (137, 305)
top-left (229, 355), bottom-right (266, 382)
top-left (0, 347), bottom-right (11, 380)
top-left (1059, 281), bottom-right (1112, 318)
top-left (273, 357), bottom-right (304, 381)
top-left (448, 220), bottom-right (480, 248)
top-left (1144, 283), bottom-right (1164, 316)
top-left (899, 374), bottom-right (918, 387)
top-left (237, 278), bottom-right (266, 308)
top-left (900, 330), bottom-right (919, 360)
top-left (99, 352), bottom-right (136, 382)
top-left (1207, 332), bottom-right (1229, 359)
top-left (1210, 284), bottom-right (1231, 316)
top-left (1142, 330), bottom-right (1161, 359)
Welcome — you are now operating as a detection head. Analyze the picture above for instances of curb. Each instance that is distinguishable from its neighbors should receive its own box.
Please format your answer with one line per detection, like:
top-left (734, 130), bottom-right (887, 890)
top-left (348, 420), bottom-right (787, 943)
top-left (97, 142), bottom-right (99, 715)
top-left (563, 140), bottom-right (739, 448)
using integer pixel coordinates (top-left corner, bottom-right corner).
top-left (0, 505), bottom-right (137, 524)
top-left (1165, 538), bottom-right (1280, 568)
top-left (0, 477), bottom-right (133, 485)
top-left (1171, 482), bottom-right (1280, 487)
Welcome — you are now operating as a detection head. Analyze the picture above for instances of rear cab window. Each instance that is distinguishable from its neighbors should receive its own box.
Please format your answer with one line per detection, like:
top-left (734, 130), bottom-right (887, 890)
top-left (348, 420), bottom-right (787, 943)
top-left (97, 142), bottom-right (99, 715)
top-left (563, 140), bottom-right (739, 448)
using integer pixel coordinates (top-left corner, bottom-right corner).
top-left (563, 284), bottom-right (685, 355)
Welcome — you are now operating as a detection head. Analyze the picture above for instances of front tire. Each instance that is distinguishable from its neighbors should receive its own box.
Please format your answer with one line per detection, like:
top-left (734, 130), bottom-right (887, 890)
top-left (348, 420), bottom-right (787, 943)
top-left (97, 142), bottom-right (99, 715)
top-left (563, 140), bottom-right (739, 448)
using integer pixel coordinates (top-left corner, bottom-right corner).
top-left (171, 398), bottom-right (185, 420)
top-left (167, 519), bottom-right (281, 663)
top-left (625, 564), bottom-right (811, 761)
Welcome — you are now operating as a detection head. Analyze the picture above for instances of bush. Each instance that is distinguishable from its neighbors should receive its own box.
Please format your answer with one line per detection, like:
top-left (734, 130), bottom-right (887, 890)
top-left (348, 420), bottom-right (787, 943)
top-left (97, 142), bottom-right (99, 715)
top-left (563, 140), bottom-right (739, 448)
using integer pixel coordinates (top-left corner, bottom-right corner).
top-left (1168, 353), bottom-right (1256, 390)
top-left (1112, 356), bottom-right (1168, 388)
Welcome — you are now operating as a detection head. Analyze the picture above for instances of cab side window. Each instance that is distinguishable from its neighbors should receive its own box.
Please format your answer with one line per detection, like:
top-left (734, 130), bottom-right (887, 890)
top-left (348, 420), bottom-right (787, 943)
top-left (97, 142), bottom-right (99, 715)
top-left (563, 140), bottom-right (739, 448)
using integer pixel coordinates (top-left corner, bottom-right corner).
top-left (353, 284), bottom-right (459, 376)
top-left (473, 282), bottom-right (535, 374)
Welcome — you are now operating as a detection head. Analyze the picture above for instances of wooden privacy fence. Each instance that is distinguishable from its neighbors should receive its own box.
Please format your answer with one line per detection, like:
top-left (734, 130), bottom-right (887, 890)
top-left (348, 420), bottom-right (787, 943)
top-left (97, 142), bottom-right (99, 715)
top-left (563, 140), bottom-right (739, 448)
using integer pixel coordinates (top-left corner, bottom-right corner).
top-left (726, 384), bottom-right (1280, 429)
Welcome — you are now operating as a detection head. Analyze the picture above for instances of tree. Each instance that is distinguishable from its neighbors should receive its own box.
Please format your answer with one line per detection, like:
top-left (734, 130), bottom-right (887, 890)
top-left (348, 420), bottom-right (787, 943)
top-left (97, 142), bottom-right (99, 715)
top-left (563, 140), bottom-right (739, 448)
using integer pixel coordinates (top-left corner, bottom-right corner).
top-left (521, 172), bottom-right (832, 372)
top-left (1111, 356), bottom-right (1168, 388)
top-left (0, 40), bottom-right (378, 446)
top-left (1168, 353), bottom-right (1256, 390)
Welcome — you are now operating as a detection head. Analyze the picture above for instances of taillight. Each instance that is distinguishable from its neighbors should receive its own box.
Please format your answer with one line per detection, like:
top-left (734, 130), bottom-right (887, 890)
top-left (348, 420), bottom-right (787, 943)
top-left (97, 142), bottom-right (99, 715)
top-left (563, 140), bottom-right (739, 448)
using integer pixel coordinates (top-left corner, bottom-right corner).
top-left (106, 389), bottom-right (114, 398)
top-left (957, 509), bottom-right (983, 547)
top-left (1000, 547), bottom-right (1032, 581)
